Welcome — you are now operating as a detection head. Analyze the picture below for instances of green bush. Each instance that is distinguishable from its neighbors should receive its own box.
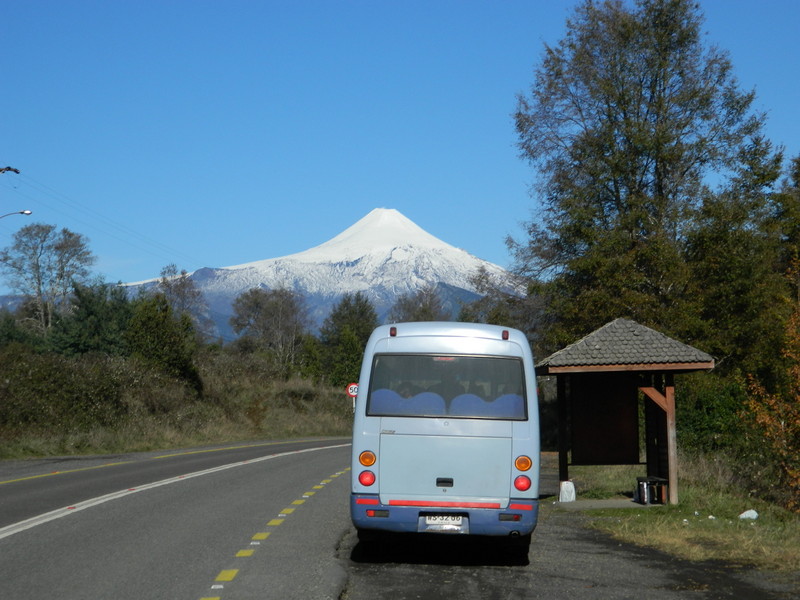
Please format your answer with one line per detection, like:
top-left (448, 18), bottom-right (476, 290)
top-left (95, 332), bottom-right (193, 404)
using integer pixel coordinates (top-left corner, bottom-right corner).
top-left (676, 372), bottom-right (749, 452)
top-left (0, 345), bottom-right (127, 431)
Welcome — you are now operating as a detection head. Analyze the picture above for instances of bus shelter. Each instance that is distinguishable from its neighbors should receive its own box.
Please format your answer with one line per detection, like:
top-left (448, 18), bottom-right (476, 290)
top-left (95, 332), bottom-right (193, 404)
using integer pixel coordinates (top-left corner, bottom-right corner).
top-left (535, 318), bottom-right (714, 504)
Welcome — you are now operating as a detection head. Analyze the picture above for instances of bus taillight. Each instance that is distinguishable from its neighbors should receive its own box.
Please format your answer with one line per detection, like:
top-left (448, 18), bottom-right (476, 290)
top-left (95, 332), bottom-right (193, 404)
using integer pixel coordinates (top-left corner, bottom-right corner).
top-left (358, 470), bottom-right (376, 486)
top-left (514, 475), bottom-right (532, 492)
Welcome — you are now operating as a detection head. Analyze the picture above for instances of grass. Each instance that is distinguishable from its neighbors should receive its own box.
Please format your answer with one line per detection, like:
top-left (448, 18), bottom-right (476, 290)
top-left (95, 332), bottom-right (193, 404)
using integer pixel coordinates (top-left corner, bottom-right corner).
top-left (560, 455), bottom-right (800, 572)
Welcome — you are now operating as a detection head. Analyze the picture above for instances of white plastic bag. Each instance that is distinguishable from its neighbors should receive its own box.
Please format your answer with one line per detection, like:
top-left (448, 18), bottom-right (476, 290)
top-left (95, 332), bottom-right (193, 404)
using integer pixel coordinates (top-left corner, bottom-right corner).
top-left (559, 480), bottom-right (576, 502)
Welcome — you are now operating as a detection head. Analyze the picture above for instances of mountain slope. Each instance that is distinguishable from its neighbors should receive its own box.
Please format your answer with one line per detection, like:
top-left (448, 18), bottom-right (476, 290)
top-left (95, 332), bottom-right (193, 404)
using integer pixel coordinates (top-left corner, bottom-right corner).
top-left (140, 208), bottom-right (512, 337)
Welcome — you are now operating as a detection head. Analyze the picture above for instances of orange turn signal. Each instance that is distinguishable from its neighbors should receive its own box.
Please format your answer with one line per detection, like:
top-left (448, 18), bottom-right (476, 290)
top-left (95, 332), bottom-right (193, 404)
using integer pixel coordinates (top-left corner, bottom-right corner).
top-left (515, 455), bottom-right (532, 472)
top-left (359, 450), bottom-right (377, 467)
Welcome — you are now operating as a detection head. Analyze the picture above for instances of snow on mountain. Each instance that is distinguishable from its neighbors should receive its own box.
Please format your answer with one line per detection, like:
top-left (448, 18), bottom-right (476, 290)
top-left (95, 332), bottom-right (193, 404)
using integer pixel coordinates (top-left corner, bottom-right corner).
top-left (137, 208), bottom-right (513, 338)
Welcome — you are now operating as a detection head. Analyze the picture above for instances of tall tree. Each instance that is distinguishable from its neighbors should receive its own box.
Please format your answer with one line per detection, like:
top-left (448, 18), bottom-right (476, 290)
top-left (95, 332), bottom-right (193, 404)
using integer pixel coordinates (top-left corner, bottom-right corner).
top-left (0, 223), bottom-right (95, 331)
top-left (387, 284), bottom-right (449, 323)
top-left (49, 281), bottom-right (133, 356)
top-left (512, 0), bottom-right (779, 350)
top-left (684, 137), bottom-right (787, 378)
top-left (319, 292), bottom-right (378, 385)
top-left (157, 263), bottom-right (213, 338)
top-left (775, 155), bottom-right (800, 268)
top-left (458, 267), bottom-right (532, 325)
top-left (126, 293), bottom-right (202, 392)
top-left (745, 259), bottom-right (800, 511)
top-left (230, 288), bottom-right (310, 375)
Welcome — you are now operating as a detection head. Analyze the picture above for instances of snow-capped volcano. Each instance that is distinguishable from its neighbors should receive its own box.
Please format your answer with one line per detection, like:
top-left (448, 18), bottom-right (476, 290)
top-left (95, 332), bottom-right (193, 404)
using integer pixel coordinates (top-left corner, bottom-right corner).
top-left (233, 207), bottom-right (451, 266)
top-left (143, 208), bottom-right (512, 338)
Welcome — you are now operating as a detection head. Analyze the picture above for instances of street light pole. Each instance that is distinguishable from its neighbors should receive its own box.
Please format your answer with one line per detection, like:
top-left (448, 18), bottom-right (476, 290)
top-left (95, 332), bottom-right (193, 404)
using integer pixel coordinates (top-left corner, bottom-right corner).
top-left (1, 167), bottom-right (31, 220)
top-left (0, 210), bottom-right (32, 219)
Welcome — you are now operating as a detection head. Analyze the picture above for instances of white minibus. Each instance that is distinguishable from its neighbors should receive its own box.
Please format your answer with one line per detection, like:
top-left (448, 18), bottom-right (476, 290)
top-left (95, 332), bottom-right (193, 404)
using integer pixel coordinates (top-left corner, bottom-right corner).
top-left (350, 322), bottom-right (540, 549)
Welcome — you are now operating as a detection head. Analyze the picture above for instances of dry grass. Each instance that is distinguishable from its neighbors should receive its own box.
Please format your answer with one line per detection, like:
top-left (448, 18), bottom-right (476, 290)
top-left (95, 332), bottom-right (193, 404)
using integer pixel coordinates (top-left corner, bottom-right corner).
top-left (602, 506), bottom-right (800, 571)
top-left (566, 453), bottom-right (800, 572)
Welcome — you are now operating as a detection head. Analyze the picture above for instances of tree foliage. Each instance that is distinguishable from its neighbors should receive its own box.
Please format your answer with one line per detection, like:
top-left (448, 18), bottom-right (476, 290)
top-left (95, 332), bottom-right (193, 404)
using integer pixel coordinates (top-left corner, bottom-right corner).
top-left (775, 156), bottom-right (800, 267)
top-left (512, 0), bottom-right (785, 361)
top-left (157, 264), bottom-right (213, 338)
top-left (126, 293), bottom-right (202, 393)
top-left (319, 292), bottom-right (378, 386)
top-left (458, 266), bottom-right (545, 337)
top-left (684, 146), bottom-right (788, 380)
top-left (745, 259), bottom-right (800, 511)
top-left (0, 223), bottom-right (95, 331)
top-left (230, 288), bottom-right (310, 375)
top-left (387, 284), bottom-right (449, 323)
top-left (49, 282), bottom-right (133, 356)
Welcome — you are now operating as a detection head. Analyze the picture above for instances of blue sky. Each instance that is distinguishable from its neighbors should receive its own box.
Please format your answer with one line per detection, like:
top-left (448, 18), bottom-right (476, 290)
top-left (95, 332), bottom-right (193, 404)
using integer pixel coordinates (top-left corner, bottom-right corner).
top-left (2, 1), bottom-right (798, 294)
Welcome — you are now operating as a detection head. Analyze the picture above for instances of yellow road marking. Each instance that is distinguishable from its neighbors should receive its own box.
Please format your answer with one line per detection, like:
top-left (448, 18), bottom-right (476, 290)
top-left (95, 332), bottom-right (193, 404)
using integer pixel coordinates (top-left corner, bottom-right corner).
top-left (0, 462), bottom-right (132, 486)
top-left (199, 461), bottom-right (348, 600)
top-left (215, 569), bottom-right (238, 582)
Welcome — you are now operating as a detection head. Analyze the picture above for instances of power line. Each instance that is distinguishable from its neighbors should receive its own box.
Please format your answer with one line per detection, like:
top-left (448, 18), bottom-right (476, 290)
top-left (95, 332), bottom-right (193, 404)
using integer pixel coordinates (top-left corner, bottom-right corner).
top-left (0, 171), bottom-right (207, 273)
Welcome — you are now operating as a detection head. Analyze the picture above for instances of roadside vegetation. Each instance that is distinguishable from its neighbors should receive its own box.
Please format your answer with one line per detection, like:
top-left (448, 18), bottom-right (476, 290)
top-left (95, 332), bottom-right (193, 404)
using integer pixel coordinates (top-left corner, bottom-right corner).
top-left (562, 454), bottom-right (800, 573)
top-left (0, 265), bottom-right (438, 459)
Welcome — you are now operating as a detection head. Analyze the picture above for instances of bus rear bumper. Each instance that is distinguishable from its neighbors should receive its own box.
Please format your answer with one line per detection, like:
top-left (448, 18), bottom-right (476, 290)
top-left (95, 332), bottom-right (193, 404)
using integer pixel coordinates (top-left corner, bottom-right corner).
top-left (351, 494), bottom-right (539, 537)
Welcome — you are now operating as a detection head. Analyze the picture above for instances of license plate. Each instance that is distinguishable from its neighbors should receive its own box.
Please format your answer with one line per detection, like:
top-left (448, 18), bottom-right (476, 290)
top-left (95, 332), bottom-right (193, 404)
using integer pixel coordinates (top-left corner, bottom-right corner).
top-left (425, 515), bottom-right (463, 526)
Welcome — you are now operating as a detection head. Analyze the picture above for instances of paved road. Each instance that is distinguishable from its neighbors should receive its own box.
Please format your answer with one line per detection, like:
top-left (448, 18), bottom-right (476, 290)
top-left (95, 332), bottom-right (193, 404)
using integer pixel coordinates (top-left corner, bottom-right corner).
top-left (0, 439), bottom-right (353, 599)
top-left (0, 441), bottom-right (796, 599)
top-left (0, 438), bottom-right (349, 528)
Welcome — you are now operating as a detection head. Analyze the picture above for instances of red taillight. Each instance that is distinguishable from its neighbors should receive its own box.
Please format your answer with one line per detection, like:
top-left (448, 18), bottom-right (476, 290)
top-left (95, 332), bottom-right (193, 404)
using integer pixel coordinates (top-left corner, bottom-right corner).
top-left (358, 470), bottom-right (376, 486)
top-left (502, 329), bottom-right (509, 340)
top-left (514, 475), bottom-right (531, 491)
top-left (390, 326), bottom-right (397, 337)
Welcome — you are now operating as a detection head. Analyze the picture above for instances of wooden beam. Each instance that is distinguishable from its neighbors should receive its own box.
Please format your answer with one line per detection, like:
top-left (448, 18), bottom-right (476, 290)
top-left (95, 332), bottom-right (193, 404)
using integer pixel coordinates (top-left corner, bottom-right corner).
top-left (640, 386), bottom-right (668, 411)
top-left (537, 361), bottom-right (714, 375)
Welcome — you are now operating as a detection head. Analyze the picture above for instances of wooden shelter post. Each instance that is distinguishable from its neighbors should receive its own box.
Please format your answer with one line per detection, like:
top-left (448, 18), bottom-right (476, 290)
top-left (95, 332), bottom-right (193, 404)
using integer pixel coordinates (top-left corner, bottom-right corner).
top-left (557, 375), bottom-right (569, 482)
top-left (640, 374), bottom-right (678, 504)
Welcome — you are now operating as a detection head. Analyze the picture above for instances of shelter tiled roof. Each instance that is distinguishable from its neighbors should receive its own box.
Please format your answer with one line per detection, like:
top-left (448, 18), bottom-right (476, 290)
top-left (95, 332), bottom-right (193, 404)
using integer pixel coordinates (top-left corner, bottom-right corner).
top-left (535, 318), bottom-right (714, 373)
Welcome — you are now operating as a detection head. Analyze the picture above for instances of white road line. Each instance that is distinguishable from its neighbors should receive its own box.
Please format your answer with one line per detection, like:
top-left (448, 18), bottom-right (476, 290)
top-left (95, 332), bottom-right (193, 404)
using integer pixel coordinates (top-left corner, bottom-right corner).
top-left (0, 443), bottom-right (350, 540)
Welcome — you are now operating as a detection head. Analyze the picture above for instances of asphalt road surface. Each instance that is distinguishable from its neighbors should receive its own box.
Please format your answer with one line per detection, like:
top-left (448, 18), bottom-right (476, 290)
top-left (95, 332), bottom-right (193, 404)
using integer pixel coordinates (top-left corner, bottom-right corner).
top-left (0, 439), bottom-right (796, 599)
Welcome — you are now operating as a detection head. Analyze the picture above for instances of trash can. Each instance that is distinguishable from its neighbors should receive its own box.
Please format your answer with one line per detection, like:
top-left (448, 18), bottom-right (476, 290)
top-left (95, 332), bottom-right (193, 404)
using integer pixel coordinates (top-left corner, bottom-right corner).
top-left (635, 477), bottom-right (668, 504)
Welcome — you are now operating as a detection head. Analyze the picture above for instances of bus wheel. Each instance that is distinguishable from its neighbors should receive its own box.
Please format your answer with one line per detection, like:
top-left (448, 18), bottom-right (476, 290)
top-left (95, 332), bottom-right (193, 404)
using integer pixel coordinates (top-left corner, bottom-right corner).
top-left (507, 533), bottom-right (531, 564)
top-left (356, 528), bottom-right (381, 543)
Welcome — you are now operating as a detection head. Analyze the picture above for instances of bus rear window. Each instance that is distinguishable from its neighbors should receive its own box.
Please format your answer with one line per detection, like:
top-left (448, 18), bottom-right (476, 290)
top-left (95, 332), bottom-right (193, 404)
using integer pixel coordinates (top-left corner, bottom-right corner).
top-left (366, 354), bottom-right (527, 420)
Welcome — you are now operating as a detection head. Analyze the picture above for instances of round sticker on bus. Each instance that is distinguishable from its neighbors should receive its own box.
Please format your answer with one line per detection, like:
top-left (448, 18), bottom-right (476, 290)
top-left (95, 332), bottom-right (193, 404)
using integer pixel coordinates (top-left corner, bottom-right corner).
top-left (346, 383), bottom-right (359, 397)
